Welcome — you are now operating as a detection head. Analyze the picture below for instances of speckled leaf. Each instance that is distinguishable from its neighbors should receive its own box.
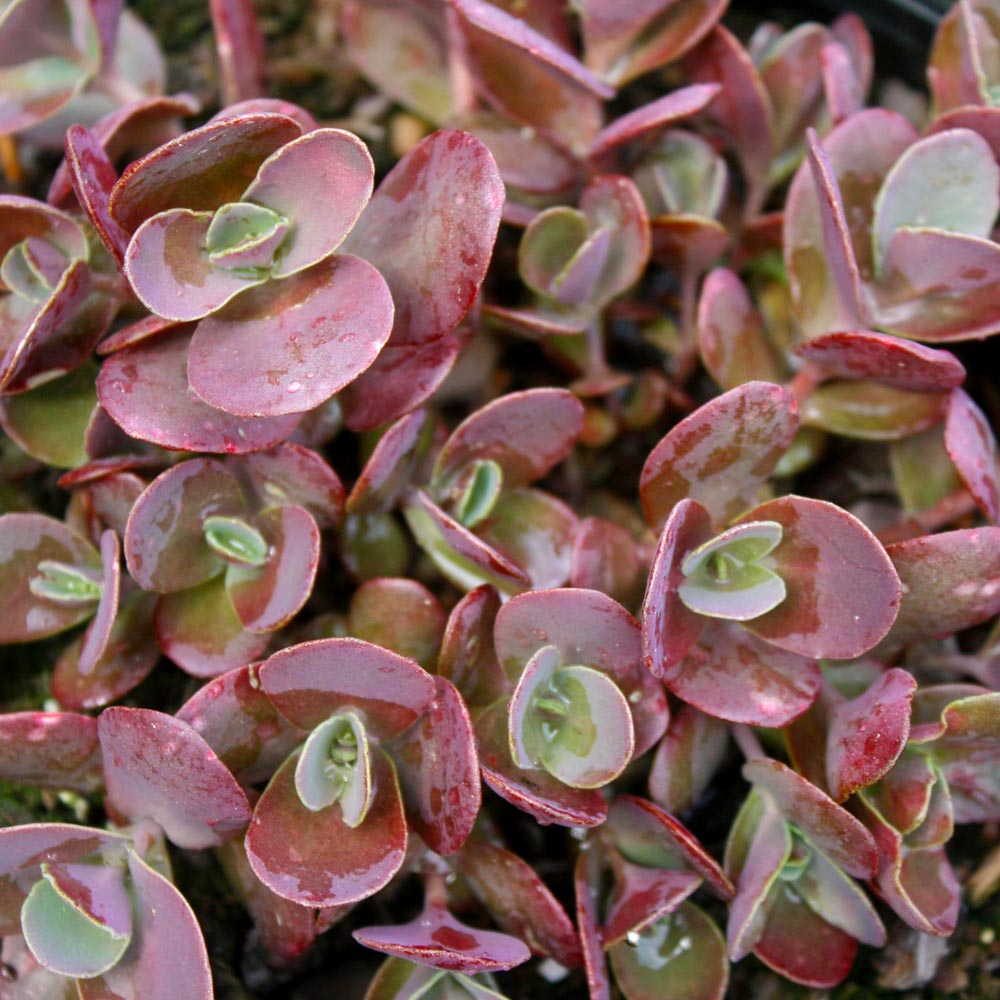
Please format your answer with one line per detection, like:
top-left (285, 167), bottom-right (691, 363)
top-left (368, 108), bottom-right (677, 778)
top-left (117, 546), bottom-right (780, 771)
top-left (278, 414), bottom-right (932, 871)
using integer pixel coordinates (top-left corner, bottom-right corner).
top-left (578, 0), bottom-right (727, 87)
top-left (433, 389), bottom-right (583, 493)
top-left (876, 528), bottom-right (1000, 654)
top-left (476, 700), bottom-right (607, 827)
top-left (872, 129), bottom-right (999, 274)
top-left (388, 676), bottom-right (480, 855)
top-left (737, 496), bottom-right (900, 659)
top-left (0, 512), bottom-right (101, 643)
top-left (609, 902), bottom-right (728, 1000)
top-left (796, 331), bottom-right (965, 393)
top-left (801, 381), bottom-right (949, 441)
top-left (154, 574), bottom-right (269, 677)
top-left (0, 712), bottom-right (102, 793)
top-left (109, 114), bottom-right (302, 234)
top-left (259, 637), bottom-right (435, 738)
top-left (452, 839), bottom-right (582, 965)
top-left (124, 459), bottom-right (242, 592)
top-left (98, 707), bottom-right (251, 849)
top-left (640, 382), bottom-right (798, 529)
top-left (246, 749), bottom-right (407, 906)
top-left (743, 759), bottom-right (877, 878)
top-left (661, 619), bottom-right (819, 726)
top-left (570, 516), bottom-right (641, 605)
top-left (827, 669), bottom-right (916, 802)
top-left (603, 861), bottom-right (702, 947)
top-left (945, 388), bottom-right (1000, 521)
top-left (437, 585), bottom-right (508, 709)
top-left (354, 902), bottom-right (530, 974)
top-left (188, 254), bottom-right (393, 417)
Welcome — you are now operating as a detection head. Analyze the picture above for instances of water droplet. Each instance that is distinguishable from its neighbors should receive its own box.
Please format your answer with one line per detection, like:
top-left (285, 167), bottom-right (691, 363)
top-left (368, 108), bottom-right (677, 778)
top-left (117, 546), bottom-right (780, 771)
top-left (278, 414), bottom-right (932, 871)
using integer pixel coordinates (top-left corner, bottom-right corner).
top-left (625, 930), bottom-right (640, 947)
top-left (287, 381), bottom-right (302, 393)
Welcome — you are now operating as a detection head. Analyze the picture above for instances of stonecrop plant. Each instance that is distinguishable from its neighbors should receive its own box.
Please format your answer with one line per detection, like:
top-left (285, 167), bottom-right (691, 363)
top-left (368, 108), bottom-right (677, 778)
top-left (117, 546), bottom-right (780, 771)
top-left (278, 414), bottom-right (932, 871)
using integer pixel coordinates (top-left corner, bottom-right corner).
top-left (1, 0), bottom-right (1000, 998)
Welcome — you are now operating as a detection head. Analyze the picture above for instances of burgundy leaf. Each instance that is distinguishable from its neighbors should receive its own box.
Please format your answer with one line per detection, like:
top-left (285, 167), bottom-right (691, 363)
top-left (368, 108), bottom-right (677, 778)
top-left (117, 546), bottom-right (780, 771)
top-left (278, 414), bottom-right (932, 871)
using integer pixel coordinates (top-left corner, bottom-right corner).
top-left (945, 388), bottom-right (1000, 520)
top-left (239, 443), bottom-right (344, 527)
top-left (437, 585), bottom-right (508, 708)
top-left (246, 749), bottom-right (407, 906)
top-left (575, 845), bottom-right (612, 1000)
top-left (648, 704), bottom-right (728, 816)
top-left (349, 578), bottom-right (446, 668)
top-left (0, 712), bottom-right (102, 793)
top-left (76, 529), bottom-right (121, 674)
top-left (210, 0), bottom-right (266, 104)
top-left (98, 708), bottom-right (251, 848)
top-left (570, 516), bottom-right (641, 605)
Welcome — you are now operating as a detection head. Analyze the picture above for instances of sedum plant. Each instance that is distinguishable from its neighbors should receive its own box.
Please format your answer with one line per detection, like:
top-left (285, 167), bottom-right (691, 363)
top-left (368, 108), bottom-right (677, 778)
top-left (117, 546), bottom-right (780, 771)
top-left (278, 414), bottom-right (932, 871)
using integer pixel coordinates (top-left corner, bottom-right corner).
top-left (1, 1), bottom-right (1000, 999)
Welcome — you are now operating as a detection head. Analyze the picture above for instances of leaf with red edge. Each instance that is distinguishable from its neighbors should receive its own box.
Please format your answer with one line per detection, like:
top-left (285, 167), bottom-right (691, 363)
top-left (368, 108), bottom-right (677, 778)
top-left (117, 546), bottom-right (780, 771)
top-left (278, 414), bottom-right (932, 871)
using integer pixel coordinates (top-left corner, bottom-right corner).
top-left (737, 496), bottom-right (900, 660)
top-left (225, 504), bottom-right (319, 633)
top-left (659, 619), bottom-right (820, 727)
top-left (796, 331), bottom-right (965, 393)
top-left (946, 388), bottom-right (1000, 520)
top-left (449, 0), bottom-right (610, 156)
top-left (476, 700), bottom-right (607, 827)
top-left (743, 759), bottom-right (878, 879)
top-left (608, 902), bottom-right (728, 1000)
top-left (259, 637), bottom-right (436, 738)
top-left (575, 844), bottom-right (611, 1000)
top-left (388, 676), bottom-right (480, 855)
top-left (239, 443), bottom-right (344, 528)
top-left (79, 851), bottom-right (214, 1000)
top-left (349, 578), bottom-right (445, 668)
top-left (154, 575), bottom-right (269, 677)
top-left (571, 516), bottom-right (641, 605)
top-left (75, 529), bottom-right (120, 674)
top-left (98, 708), bottom-right (251, 849)
top-left (578, 0), bottom-right (727, 87)
top-left (354, 901), bottom-right (530, 974)
top-left (347, 409), bottom-right (433, 516)
top-left (603, 862), bottom-right (702, 946)
top-left (124, 459), bottom-right (241, 592)
top-left (210, 0), bottom-right (265, 104)
top-left (97, 329), bottom-right (301, 453)
top-left (187, 254), bottom-right (392, 417)
top-left (0, 712), bottom-right (102, 793)
top-left (640, 382), bottom-right (798, 529)
top-left (108, 114), bottom-right (302, 234)
top-left (0, 512), bottom-right (101, 643)
top-left (452, 839), bottom-right (582, 966)
top-left (826, 668), bottom-right (916, 802)
top-left (246, 749), bottom-right (407, 906)
top-left (363, 958), bottom-right (510, 1000)
top-left (875, 528), bottom-right (1000, 654)
top-left (437, 585), bottom-right (508, 709)
top-left (433, 389), bottom-right (583, 493)
top-left (648, 704), bottom-right (728, 816)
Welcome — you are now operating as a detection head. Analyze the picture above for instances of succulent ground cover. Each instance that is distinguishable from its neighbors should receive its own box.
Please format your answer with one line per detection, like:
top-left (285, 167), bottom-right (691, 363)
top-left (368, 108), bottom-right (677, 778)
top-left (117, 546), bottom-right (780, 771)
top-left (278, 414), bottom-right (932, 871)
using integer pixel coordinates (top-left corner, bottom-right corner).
top-left (2, 0), bottom-right (1000, 997)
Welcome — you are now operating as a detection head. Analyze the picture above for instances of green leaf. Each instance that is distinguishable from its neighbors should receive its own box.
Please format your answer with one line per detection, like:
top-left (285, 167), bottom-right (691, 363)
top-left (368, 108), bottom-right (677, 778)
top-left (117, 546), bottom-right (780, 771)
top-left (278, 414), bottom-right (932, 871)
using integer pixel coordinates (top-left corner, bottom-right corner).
top-left (28, 559), bottom-right (102, 606)
top-left (294, 711), bottom-right (373, 827)
top-left (202, 515), bottom-right (270, 568)
top-left (455, 459), bottom-right (503, 528)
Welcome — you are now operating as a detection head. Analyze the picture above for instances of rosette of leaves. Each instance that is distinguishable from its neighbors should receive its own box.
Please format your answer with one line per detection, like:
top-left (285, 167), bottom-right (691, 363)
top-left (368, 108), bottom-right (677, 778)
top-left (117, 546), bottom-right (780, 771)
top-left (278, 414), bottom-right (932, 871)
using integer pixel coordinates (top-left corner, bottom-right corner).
top-left (363, 956), bottom-right (512, 1000)
top-left (242, 638), bottom-right (480, 908)
top-left (474, 587), bottom-right (668, 827)
top-left (0, 196), bottom-right (119, 400)
top-left (0, 824), bottom-right (212, 1000)
top-left (786, 118), bottom-right (1000, 341)
top-left (123, 446), bottom-right (343, 676)
top-left (347, 388), bottom-right (584, 594)
top-left (575, 796), bottom-right (733, 1000)
top-left (640, 381), bottom-right (902, 725)
top-left (725, 758), bottom-right (885, 988)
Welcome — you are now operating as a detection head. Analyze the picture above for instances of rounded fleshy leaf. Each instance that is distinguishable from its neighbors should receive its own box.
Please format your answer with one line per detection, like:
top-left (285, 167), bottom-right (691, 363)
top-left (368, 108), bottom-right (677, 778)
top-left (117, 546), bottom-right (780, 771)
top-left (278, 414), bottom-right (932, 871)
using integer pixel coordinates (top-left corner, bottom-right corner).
top-left (347, 409), bottom-right (433, 516)
top-left (603, 862), bottom-right (702, 947)
top-left (238, 443), bottom-right (344, 528)
top-left (225, 504), bottom-right (319, 633)
top-left (571, 516), bottom-right (641, 605)
top-left (349, 578), bottom-right (445, 668)
top-left (176, 663), bottom-right (307, 786)
top-left (640, 382), bottom-right (798, 529)
top-left (508, 644), bottom-right (560, 771)
top-left (575, 845), bottom-right (612, 1000)
top-left (608, 903), bottom-right (728, 1000)
top-left (188, 254), bottom-right (393, 417)
top-left (0, 513), bottom-right (101, 643)
top-left (476, 700), bottom-right (607, 827)
top-left (362, 958), bottom-right (510, 1000)
top-left (648, 705), bottom-right (728, 817)
top-left (737, 496), bottom-right (901, 660)
top-left (743, 759), bottom-right (877, 879)
top-left (353, 902), bottom-right (530, 974)
top-left (124, 459), bottom-right (242, 592)
top-left (83, 850), bottom-right (214, 1000)
top-left (452, 839), bottom-right (582, 966)
top-left (660, 619), bottom-right (820, 727)
top-left (642, 498), bottom-right (712, 675)
top-left (827, 668), bottom-right (916, 803)
top-left (154, 575), bottom-right (270, 677)
top-left (795, 331), bottom-right (965, 393)
top-left (125, 208), bottom-right (268, 322)
top-left (0, 712), bottom-right (102, 793)
top-left (75, 529), bottom-right (121, 675)
top-left (246, 748), bottom-right (407, 906)
top-left (98, 707), bottom-right (252, 849)
top-left (22, 865), bottom-right (131, 978)
top-left (872, 129), bottom-right (999, 274)
top-left (243, 128), bottom-right (374, 278)
top-left (946, 388), bottom-right (1000, 521)
top-left (388, 676), bottom-right (480, 856)
top-left (98, 329), bottom-right (301, 453)
top-left (109, 114), bottom-right (303, 233)
top-left (259, 637), bottom-right (435, 738)
top-left (801, 380), bottom-right (949, 441)
top-left (437, 585), bottom-right (508, 709)
top-left (433, 389), bottom-right (583, 493)
top-left (295, 712), bottom-right (372, 826)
